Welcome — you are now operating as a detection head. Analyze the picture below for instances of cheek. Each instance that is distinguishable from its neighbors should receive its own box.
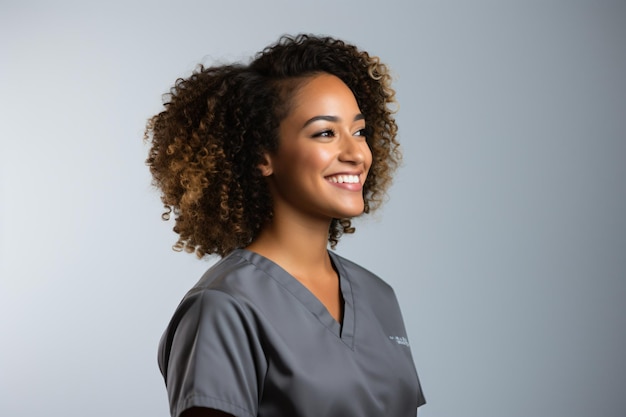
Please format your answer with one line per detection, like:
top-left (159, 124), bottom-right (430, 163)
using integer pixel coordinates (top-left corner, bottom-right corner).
top-left (301, 147), bottom-right (335, 169)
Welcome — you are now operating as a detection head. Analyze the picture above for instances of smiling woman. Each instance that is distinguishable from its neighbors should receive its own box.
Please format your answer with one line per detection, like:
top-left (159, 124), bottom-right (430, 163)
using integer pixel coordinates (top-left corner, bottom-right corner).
top-left (145, 34), bottom-right (425, 417)
top-left (258, 74), bottom-right (372, 224)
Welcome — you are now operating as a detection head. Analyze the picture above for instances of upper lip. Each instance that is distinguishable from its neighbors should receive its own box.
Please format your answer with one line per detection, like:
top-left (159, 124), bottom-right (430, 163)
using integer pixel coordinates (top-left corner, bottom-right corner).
top-left (324, 171), bottom-right (363, 178)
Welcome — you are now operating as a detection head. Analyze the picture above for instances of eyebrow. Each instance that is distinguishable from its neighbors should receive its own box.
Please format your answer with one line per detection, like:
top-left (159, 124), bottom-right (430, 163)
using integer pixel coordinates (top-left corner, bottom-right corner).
top-left (302, 113), bottom-right (365, 128)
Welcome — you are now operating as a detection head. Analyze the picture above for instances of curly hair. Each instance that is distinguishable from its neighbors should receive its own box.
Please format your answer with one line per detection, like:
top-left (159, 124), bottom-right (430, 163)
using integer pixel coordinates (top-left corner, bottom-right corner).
top-left (145, 34), bottom-right (401, 258)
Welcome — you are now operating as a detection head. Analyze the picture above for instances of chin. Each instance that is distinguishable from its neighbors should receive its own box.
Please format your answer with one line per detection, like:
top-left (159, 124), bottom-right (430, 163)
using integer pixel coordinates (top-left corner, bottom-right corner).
top-left (335, 205), bottom-right (365, 219)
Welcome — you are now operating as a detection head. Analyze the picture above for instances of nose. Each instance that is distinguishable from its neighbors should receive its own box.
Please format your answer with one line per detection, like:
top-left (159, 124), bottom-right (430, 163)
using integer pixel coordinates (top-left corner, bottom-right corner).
top-left (338, 135), bottom-right (370, 165)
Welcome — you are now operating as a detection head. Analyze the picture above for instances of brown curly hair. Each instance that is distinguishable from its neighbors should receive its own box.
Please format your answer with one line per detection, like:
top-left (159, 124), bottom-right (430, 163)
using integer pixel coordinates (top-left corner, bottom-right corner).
top-left (145, 34), bottom-right (401, 258)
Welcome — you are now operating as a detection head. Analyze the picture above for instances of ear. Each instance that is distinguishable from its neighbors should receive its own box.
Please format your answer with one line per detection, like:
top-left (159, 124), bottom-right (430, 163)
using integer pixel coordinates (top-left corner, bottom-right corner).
top-left (258, 152), bottom-right (273, 177)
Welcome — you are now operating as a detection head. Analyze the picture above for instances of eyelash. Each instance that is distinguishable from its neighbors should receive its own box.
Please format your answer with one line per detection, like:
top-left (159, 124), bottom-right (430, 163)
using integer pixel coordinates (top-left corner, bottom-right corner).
top-left (312, 128), bottom-right (367, 138)
top-left (312, 129), bottom-right (335, 138)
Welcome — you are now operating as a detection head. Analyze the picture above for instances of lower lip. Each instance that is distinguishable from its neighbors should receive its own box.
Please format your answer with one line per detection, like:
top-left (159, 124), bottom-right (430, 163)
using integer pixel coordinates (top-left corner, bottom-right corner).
top-left (326, 180), bottom-right (363, 191)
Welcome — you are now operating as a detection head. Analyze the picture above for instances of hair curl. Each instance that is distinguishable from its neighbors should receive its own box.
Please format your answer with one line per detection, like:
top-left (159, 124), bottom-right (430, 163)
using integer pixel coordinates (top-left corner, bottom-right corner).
top-left (145, 34), bottom-right (401, 258)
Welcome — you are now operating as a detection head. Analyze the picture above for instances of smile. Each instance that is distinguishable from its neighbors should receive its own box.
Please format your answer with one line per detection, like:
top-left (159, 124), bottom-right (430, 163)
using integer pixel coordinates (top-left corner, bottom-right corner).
top-left (326, 174), bottom-right (360, 184)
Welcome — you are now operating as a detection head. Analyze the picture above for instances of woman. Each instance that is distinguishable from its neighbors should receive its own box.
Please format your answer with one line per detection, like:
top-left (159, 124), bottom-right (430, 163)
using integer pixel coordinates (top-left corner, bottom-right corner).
top-left (145, 34), bottom-right (425, 417)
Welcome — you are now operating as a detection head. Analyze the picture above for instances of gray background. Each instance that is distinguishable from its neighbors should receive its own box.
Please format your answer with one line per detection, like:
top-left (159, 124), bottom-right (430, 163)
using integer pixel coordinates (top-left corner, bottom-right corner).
top-left (1, 1), bottom-right (625, 416)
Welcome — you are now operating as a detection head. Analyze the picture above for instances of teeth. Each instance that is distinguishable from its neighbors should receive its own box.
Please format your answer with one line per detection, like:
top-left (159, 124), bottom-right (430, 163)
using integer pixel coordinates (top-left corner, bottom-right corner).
top-left (328, 175), bottom-right (360, 184)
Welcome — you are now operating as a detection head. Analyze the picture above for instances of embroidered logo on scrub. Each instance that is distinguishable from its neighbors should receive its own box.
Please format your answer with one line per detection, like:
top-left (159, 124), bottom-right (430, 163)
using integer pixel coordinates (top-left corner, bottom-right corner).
top-left (389, 336), bottom-right (410, 347)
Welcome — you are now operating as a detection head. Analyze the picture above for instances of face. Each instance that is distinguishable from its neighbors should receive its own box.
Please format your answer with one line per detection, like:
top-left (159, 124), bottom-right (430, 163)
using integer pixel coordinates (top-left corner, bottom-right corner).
top-left (262, 73), bottom-right (372, 222)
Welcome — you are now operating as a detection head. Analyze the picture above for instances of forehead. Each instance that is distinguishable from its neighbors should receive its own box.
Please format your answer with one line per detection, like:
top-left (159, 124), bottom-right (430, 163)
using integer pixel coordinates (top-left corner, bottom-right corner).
top-left (288, 73), bottom-right (360, 116)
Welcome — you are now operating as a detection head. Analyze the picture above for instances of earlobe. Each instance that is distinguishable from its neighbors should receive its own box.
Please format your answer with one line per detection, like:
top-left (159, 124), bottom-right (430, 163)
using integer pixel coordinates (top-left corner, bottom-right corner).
top-left (258, 153), bottom-right (273, 177)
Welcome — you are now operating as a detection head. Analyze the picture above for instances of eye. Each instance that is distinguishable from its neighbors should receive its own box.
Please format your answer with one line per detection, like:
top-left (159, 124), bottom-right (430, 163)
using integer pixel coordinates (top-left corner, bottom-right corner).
top-left (312, 129), bottom-right (335, 138)
top-left (354, 128), bottom-right (367, 138)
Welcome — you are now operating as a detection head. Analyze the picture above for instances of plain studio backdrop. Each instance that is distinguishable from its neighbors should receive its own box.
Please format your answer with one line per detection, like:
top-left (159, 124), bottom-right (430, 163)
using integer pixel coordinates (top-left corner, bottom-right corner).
top-left (1, 1), bottom-right (625, 416)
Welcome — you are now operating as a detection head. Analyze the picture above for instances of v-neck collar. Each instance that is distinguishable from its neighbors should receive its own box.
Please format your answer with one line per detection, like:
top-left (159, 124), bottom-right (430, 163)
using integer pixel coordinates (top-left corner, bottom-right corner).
top-left (232, 249), bottom-right (356, 349)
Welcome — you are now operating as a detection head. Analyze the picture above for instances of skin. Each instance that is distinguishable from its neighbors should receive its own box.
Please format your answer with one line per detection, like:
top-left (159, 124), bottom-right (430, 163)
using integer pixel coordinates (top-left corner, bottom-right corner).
top-left (184, 73), bottom-right (373, 417)
top-left (248, 72), bottom-right (372, 323)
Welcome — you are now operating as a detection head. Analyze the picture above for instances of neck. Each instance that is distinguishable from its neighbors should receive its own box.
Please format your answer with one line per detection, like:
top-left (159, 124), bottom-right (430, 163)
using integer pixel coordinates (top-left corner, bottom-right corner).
top-left (247, 206), bottom-right (344, 323)
top-left (246, 210), bottom-right (335, 281)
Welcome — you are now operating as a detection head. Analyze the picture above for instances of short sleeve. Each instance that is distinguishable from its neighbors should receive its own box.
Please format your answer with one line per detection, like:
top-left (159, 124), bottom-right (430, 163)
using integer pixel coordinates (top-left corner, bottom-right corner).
top-left (159, 290), bottom-right (267, 417)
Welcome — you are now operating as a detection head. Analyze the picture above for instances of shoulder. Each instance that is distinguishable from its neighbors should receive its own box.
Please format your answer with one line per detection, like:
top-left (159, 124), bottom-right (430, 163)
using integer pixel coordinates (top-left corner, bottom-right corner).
top-left (329, 251), bottom-right (396, 298)
top-left (160, 250), bottom-right (271, 337)
top-left (187, 249), bottom-right (269, 298)
top-left (331, 252), bottom-right (410, 338)
top-left (158, 252), bottom-right (269, 382)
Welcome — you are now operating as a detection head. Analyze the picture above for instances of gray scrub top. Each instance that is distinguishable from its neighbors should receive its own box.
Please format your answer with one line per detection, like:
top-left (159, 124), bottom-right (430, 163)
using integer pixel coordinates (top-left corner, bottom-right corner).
top-left (158, 249), bottom-right (426, 417)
